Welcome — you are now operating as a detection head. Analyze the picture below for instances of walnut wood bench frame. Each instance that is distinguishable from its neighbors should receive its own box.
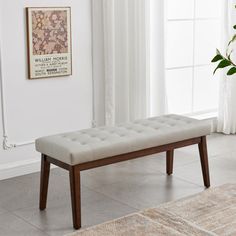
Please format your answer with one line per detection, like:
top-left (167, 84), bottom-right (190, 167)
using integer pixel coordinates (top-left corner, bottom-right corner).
top-left (39, 135), bottom-right (210, 229)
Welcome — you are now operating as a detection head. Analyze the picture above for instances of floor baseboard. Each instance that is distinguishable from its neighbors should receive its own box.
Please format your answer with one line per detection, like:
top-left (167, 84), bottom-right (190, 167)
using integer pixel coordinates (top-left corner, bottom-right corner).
top-left (0, 159), bottom-right (40, 180)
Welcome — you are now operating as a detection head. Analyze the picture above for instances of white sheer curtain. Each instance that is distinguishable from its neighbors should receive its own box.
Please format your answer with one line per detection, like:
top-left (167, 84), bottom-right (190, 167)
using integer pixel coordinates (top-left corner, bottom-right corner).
top-left (149, 0), bottom-right (167, 116)
top-left (102, 0), bottom-right (150, 125)
top-left (92, 0), bottom-right (166, 126)
top-left (217, 0), bottom-right (236, 134)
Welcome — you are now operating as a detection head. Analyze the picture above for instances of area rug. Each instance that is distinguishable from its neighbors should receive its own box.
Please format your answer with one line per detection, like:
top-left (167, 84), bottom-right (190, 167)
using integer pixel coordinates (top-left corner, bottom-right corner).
top-left (67, 184), bottom-right (236, 236)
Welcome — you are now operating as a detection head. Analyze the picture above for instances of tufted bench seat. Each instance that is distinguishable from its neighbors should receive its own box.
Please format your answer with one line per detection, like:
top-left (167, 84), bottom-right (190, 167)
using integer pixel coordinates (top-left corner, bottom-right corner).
top-left (36, 114), bottom-right (211, 229)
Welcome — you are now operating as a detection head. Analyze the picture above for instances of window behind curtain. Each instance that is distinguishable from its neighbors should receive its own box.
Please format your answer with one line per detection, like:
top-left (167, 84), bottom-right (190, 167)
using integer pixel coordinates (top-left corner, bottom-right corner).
top-left (165, 0), bottom-right (222, 116)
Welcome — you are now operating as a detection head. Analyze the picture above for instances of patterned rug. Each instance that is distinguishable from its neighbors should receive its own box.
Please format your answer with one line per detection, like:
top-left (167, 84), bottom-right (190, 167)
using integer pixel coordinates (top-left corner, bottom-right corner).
top-left (67, 184), bottom-right (236, 236)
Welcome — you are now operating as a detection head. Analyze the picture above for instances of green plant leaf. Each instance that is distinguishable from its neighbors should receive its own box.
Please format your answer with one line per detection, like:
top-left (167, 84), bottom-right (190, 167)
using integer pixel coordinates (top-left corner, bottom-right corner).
top-left (213, 59), bottom-right (232, 74)
top-left (234, 25), bottom-right (236, 30)
top-left (227, 67), bottom-right (236, 75)
top-left (211, 54), bottom-right (223, 62)
top-left (228, 34), bottom-right (236, 46)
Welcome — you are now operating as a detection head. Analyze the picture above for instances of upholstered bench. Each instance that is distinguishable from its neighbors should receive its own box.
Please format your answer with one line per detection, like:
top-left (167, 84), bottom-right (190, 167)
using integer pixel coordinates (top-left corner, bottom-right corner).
top-left (36, 114), bottom-right (211, 229)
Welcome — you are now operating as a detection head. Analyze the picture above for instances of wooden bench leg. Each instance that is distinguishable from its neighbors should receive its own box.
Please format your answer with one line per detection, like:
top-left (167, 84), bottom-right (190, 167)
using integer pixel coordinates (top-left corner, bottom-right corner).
top-left (69, 166), bottom-right (81, 229)
top-left (198, 136), bottom-right (210, 188)
top-left (39, 154), bottom-right (50, 210)
top-left (166, 150), bottom-right (174, 175)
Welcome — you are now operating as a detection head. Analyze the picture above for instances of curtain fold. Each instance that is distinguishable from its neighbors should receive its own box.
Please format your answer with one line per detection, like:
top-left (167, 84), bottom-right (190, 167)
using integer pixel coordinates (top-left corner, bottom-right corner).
top-left (102, 0), bottom-right (116, 125)
top-left (217, 0), bottom-right (236, 134)
top-left (102, 0), bottom-right (150, 125)
top-left (149, 0), bottom-right (167, 116)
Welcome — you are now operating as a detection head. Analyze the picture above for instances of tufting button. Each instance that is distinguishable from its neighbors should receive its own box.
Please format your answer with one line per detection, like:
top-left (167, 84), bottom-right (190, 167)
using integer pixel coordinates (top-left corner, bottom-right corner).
top-left (71, 138), bottom-right (77, 142)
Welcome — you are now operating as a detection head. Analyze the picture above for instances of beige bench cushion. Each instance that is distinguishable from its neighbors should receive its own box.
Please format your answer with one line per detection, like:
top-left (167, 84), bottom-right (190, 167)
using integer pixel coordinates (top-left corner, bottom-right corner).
top-left (35, 114), bottom-right (211, 165)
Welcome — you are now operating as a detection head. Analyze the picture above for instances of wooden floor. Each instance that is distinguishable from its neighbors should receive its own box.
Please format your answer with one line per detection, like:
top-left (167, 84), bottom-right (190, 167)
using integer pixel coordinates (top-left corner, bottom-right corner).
top-left (0, 133), bottom-right (236, 236)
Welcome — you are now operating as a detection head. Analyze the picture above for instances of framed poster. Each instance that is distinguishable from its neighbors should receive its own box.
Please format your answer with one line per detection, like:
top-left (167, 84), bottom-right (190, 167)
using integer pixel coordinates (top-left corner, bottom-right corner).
top-left (26, 7), bottom-right (72, 79)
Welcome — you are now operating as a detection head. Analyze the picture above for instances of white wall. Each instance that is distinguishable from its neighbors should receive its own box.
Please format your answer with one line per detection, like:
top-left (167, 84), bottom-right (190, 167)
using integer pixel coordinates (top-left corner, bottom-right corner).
top-left (0, 0), bottom-right (93, 179)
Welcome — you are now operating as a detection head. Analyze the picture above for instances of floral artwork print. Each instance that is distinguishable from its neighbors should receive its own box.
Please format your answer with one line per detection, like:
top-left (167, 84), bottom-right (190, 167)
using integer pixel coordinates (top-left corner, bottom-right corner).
top-left (26, 7), bottom-right (72, 79)
top-left (32, 10), bottom-right (68, 55)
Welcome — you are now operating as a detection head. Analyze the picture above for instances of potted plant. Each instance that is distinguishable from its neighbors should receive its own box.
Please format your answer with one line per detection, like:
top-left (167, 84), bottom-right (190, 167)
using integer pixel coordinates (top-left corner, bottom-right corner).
top-left (212, 14), bottom-right (236, 75)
